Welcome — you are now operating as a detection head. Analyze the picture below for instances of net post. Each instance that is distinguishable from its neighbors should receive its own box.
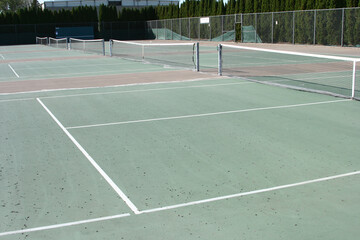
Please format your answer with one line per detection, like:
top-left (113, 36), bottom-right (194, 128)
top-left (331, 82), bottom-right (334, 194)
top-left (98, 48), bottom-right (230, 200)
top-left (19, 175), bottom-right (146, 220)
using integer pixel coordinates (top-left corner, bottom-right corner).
top-left (66, 38), bottom-right (69, 50)
top-left (102, 39), bottom-right (105, 56)
top-left (352, 61), bottom-right (357, 99)
top-left (218, 44), bottom-right (222, 76)
top-left (195, 42), bottom-right (199, 72)
top-left (69, 38), bottom-right (72, 50)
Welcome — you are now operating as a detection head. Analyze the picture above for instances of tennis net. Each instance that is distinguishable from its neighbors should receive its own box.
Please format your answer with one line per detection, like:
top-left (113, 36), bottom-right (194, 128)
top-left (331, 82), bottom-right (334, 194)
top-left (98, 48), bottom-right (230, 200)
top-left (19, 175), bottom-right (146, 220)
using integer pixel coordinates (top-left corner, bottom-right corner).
top-left (69, 38), bottom-right (105, 55)
top-left (48, 37), bottom-right (68, 49)
top-left (218, 44), bottom-right (360, 99)
top-left (36, 37), bottom-right (48, 45)
top-left (109, 40), bottom-right (199, 71)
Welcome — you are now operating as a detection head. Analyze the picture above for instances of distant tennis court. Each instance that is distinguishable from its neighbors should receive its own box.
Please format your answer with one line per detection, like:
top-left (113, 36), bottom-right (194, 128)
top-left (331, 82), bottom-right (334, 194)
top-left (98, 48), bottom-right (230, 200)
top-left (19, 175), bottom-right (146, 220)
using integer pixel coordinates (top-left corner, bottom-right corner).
top-left (0, 40), bottom-right (360, 240)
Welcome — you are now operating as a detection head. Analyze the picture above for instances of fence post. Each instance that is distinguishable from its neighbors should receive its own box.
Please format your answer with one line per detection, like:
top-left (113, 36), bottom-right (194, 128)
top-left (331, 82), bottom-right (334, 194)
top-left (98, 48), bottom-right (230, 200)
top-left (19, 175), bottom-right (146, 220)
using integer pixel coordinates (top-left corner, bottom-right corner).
top-left (292, 11), bottom-right (295, 44)
top-left (313, 10), bottom-right (316, 45)
top-left (220, 16), bottom-right (223, 41)
top-left (189, 18), bottom-right (191, 39)
top-left (241, 14), bottom-right (243, 42)
top-left (180, 19), bottom-right (182, 40)
top-left (341, 8), bottom-right (344, 47)
top-left (271, 12), bottom-right (274, 43)
top-left (156, 20), bottom-right (158, 40)
top-left (255, 13), bottom-right (257, 43)
top-left (209, 16), bottom-right (211, 41)
top-left (171, 19), bottom-right (173, 40)
top-left (198, 17), bottom-right (201, 40)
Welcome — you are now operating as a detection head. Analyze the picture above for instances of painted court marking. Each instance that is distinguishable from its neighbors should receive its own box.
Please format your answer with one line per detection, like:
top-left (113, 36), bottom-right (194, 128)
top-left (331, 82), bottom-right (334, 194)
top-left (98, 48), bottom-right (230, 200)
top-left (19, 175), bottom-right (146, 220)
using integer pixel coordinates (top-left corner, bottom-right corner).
top-left (67, 99), bottom-right (350, 130)
top-left (1, 170), bottom-right (359, 237)
top-left (0, 76), bottom-right (227, 97)
top-left (0, 54), bottom-right (4, 59)
top-left (8, 64), bottom-right (19, 78)
top-left (140, 170), bottom-right (360, 214)
top-left (0, 67), bottom-right (172, 81)
top-left (0, 213), bottom-right (130, 237)
top-left (37, 98), bottom-right (140, 215)
top-left (41, 81), bottom-right (252, 100)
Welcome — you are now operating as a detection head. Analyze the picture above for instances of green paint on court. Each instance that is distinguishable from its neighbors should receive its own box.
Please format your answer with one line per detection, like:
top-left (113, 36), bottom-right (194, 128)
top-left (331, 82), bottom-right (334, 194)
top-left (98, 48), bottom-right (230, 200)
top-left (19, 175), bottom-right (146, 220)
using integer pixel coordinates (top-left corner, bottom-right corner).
top-left (0, 100), bottom-right (130, 232)
top-left (1, 43), bottom-right (360, 240)
top-left (0, 57), bottom-right (177, 82)
top-left (39, 79), bottom-right (360, 211)
top-left (3, 174), bottom-right (360, 240)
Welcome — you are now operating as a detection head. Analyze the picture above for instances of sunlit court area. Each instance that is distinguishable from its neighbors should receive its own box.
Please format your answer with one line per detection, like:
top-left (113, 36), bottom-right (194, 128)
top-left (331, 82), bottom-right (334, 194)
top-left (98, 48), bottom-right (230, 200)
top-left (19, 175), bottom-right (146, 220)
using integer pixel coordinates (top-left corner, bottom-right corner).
top-left (1, 1), bottom-right (360, 239)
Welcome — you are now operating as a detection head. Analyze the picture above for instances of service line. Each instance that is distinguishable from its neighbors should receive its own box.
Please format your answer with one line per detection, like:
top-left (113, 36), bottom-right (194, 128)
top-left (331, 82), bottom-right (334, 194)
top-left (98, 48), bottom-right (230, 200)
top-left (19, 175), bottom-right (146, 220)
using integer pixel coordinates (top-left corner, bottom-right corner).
top-left (67, 99), bottom-right (350, 130)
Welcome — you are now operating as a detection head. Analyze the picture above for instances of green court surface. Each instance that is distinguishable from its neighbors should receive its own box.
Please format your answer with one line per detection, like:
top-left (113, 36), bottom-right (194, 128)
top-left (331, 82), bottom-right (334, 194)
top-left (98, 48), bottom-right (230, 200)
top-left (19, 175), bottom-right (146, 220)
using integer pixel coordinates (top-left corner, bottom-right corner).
top-left (1, 43), bottom-right (360, 240)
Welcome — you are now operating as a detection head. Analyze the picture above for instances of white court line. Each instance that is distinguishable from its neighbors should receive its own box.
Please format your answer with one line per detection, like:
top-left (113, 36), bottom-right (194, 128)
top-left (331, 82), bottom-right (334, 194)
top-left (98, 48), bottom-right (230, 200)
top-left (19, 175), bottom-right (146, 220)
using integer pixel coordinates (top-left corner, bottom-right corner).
top-left (10, 61), bottom-right (137, 71)
top-left (0, 213), bottom-right (130, 237)
top-left (67, 99), bottom-right (350, 130)
top-left (37, 98), bottom-right (140, 214)
top-left (0, 67), bottom-right (171, 81)
top-left (41, 81), bottom-right (252, 100)
top-left (140, 170), bottom-right (360, 214)
top-left (0, 97), bottom-right (34, 103)
top-left (0, 76), bottom-right (226, 96)
top-left (8, 64), bottom-right (19, 78)
top-left (2, 170), bottom-right (359, 237)
top-left (0, 54), bottom-right (4, 59)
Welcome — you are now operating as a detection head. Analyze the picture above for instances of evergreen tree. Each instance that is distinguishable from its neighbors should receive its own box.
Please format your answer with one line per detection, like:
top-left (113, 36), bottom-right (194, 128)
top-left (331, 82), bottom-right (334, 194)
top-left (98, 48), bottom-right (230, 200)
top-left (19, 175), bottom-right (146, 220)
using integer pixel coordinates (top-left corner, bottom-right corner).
top-left (244, 0), bottom-right (253, 13)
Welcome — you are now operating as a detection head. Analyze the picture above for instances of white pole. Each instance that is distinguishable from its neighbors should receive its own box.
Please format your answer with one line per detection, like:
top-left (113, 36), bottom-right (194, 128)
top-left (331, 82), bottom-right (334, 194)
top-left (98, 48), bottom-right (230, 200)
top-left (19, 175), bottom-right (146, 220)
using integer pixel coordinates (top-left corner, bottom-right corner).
top-left (352, 61), bottom-right (357, 99)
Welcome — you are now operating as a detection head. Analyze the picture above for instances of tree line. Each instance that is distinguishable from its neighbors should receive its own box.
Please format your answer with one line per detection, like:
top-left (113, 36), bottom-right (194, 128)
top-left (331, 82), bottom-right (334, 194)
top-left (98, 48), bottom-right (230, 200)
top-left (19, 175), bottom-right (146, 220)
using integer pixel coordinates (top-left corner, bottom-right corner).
top-left (0, 0), bottom-right (359, 25)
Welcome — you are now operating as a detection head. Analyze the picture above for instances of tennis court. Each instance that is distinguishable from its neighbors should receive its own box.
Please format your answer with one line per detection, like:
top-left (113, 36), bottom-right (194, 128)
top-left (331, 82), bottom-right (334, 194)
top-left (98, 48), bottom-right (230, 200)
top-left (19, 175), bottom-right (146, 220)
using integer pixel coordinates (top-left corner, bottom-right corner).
top-left (1, 41), bottom-right (360, 240)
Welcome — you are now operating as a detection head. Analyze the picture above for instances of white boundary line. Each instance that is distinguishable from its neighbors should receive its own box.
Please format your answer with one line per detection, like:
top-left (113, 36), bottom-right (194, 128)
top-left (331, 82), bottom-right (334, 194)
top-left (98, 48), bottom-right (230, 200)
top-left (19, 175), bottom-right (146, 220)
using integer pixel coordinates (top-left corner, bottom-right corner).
top-left (0, 66), bottom-right (168, 81)
top-left (0, 54), bottom-right (4, 59)
top-left (41, 81), bottom-right (252, 100)
top-left (0, 76), bottom-right (226, 97)
top-left (0, 97), bottom-right (35, 103)
top-left (67, 99), bottom-right (350, 130)
top-left (1, 170), bottom-right (359, 237)
top-left (140, 170), bottom-right (360, 214)
top-left (37, 98), bottom-right (140, 214)
top-left (8, 64), bottom-right (19, 78)
top-left (0, 213), bottom-right (130, 237)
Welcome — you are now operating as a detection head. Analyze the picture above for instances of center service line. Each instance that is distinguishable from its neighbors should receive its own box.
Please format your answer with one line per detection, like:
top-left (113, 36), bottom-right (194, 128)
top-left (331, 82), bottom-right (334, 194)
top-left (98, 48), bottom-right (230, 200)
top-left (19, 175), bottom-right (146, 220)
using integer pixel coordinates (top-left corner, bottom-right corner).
top-left (8, 64), bottom-right (19, 78)
top-left (37, 98), bottom-right (140, 214)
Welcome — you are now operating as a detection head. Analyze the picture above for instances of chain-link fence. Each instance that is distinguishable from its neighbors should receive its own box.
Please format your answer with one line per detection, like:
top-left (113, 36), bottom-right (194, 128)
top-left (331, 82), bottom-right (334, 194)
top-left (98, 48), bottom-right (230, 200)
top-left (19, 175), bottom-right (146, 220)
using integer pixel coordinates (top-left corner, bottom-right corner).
top-left (146, 7), bottom-right (360, 47)
top-left (1, 7), bottom-right (359, 46)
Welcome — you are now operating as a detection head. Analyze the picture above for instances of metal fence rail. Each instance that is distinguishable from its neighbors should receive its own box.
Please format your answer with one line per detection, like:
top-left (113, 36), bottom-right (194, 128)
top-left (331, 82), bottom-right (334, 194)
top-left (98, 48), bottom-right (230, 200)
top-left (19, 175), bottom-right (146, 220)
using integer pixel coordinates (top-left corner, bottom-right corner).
top-left (146, 7), bottom-right (360, 47)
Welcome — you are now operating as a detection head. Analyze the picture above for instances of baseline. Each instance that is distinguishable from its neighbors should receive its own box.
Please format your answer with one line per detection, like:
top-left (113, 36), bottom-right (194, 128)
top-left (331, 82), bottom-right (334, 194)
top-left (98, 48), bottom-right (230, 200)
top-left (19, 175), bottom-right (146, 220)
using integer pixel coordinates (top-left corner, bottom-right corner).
top-left (1, 170), bottom-right (358, 237)
top-left (0, 213), bottom-right (130, 237)
top-left (140, 170), bottom-right (360, 214)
